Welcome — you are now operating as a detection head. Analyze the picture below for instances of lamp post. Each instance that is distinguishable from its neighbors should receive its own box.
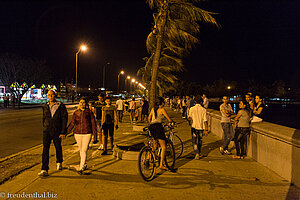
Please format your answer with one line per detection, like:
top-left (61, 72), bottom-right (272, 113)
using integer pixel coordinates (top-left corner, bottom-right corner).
top-left (103, 62), bottom-right (110, 89)
top-left (75, 45), bottom-right (87, 95)
top-left (126, 76), bottom-right (130, 93)
top-left (131, 78), bottom-right (135, 95)
top-left (118, 70), bottom-right (125, 92)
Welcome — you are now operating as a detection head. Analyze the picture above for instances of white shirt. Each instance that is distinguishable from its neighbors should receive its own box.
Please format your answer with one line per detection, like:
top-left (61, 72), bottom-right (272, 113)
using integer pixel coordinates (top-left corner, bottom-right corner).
top-left (48, 101), bottom-right (61, 117)
top-left (116, 99), bottom-right (124, 110)
top-left (188, 104), bottom-right (207, 130)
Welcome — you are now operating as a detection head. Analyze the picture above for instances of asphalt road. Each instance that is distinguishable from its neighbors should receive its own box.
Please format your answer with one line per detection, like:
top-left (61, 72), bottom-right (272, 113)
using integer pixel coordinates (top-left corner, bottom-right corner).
top-left (0, 105), bottom-right (77, 159)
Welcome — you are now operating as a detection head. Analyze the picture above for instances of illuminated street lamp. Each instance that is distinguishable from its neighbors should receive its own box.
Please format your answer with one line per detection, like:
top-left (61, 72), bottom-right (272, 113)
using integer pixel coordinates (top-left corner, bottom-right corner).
top-left (227, 86), bottom-right (231, 90)
top-left (75, 45), bottom-right (87, 94)
top-left (118, 70), bottom-right (125, 92)
top-left (125, 76), bottom-right (131, 92)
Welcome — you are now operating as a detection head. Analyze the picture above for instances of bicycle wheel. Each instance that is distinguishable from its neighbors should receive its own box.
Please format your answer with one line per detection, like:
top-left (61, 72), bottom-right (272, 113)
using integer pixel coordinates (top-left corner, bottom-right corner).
top-left (164, 139), bottom-right (175, 170)
top-left (172, 135), bottom-right (183, 159)
top-left (138, 147), bottom-right (156, 181)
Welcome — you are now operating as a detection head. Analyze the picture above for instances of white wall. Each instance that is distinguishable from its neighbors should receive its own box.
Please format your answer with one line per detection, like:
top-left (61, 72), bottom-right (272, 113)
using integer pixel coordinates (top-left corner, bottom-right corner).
top-left (207, 109), bottom-right (300, 188)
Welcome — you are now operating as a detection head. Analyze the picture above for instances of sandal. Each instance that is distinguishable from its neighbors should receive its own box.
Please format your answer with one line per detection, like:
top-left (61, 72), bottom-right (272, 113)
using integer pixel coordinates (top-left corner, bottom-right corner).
top-left (159, 166), bottom-right (168, 170)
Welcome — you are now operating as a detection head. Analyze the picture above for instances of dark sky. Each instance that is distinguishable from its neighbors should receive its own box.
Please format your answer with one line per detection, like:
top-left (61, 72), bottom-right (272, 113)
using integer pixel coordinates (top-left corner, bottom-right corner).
top-left (1, 0), bottom-right (300, 89)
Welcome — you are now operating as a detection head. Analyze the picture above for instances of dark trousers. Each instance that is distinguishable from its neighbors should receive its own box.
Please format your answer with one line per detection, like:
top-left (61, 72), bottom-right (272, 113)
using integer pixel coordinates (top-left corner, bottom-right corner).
top-left (102, 123), bottom-right (115, 148)
top-left (234, 127), bottom-right (250, 156)
top-left (191, 128), bottom-right (203, 155)
top-left (117, 110), bottom-right (123, 122)
top-left (42, 133), bottom-right (63, 171)
top-left (182, 106), bottom-right (187, 118)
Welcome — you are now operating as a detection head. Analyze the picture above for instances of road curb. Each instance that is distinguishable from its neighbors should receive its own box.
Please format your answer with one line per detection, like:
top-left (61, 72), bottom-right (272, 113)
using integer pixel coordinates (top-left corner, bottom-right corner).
top-left (0, 144), bottom-right (43, 163)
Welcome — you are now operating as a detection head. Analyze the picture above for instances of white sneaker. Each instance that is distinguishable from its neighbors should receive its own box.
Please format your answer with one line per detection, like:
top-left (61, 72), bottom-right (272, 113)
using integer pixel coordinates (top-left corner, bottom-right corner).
top-left (224, 150), bottom-right (232, 155)
top-left (98, 144), bottom-right (104, 150)
top-left (38, 170), bottom-right (49, 177)
top-left (219, 147), bottom-right (224, 155)
top-left (57, 163), bottom-right (63, 170)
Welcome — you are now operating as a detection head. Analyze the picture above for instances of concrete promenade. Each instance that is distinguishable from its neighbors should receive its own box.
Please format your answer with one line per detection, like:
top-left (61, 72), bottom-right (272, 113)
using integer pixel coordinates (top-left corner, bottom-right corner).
top-left (0, 108), bottom-right (299, 200)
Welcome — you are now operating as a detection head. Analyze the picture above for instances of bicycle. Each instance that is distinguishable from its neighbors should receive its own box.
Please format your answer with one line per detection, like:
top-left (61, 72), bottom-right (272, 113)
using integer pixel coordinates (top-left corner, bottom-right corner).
top-left (164, 123), bottom-right (183, 159)
top-left (138, 126), bottom-right (175, 182)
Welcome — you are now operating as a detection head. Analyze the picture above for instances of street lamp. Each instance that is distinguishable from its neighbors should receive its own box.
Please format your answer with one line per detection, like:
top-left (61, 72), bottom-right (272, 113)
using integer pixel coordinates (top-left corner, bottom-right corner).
top-left (118, 70), bottom-right (125, 92)
top-left (75, 45), bottom-right (87, 95)
top-left (103, 62), bottom-right (110, 89)
top-left (126, 76), bottom-right (131, 94)
top-left (131, 78), bottom-right (136, 94)
top-left (125, 76), bottom-right (130, 92)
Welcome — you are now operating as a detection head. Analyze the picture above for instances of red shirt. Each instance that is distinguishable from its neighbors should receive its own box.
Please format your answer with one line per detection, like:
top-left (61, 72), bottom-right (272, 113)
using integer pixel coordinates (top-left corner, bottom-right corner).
top-left (67, 109), bottom-right (97, 138)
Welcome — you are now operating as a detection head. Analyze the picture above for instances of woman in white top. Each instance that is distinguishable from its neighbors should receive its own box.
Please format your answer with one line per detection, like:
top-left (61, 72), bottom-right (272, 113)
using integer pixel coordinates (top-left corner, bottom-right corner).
top-left (148, 97), bottom-right (173, 170)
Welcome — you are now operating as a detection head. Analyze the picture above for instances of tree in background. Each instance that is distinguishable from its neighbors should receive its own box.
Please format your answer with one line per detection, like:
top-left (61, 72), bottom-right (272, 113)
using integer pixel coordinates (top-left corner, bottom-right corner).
top-left (0, 53), bottom-right (51, 106)
top-left (145, 0), bottom-right (219, 108)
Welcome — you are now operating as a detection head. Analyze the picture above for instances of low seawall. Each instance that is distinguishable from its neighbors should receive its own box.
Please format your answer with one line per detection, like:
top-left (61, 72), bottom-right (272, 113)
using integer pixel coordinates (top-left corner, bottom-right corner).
top-left (207, 109), bottom-right (300, 188)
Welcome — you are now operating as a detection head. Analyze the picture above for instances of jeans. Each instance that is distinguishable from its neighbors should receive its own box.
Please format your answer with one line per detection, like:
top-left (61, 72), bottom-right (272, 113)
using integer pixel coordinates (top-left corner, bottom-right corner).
top-left (117, 110), bottom-right (123, 122)
top-left (42, 133), bottom-right (63, 171)
top-left (75, 134), bottom-right (92, 170)
top-left (191, 128), bottom-right (203, 155)
top-left (221, 122), bottom-right (234, 150)
top-left (234, 127), bottom-right (250, 156)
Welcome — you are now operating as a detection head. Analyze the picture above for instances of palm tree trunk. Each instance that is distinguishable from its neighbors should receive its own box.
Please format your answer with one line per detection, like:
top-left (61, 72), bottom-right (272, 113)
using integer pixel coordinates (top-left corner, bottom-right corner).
top-left (149, 8), bottom-right (167, 110)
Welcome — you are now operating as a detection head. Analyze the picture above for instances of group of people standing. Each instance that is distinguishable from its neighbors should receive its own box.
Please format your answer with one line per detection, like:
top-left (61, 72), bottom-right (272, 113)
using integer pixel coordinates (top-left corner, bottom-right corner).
top-left (219, 93), bottom-right (265, 159)
top-left (169, 92), bottom-right (265, 160)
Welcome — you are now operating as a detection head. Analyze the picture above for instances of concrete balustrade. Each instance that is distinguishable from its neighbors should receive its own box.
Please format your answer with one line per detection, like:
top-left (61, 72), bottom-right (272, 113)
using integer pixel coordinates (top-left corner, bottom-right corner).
top-left (206, 108), bottom-right (300, 188)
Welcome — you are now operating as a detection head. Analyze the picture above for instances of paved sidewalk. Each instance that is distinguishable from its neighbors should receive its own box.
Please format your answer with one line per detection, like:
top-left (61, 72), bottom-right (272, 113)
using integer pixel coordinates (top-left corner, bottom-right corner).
top-left (0, 108), bottom-right (300, 200)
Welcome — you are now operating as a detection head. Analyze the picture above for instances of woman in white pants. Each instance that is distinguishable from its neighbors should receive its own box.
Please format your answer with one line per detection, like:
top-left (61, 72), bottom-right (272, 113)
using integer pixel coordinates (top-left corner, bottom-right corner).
top-left (67, 97), bottom-right (97, 174)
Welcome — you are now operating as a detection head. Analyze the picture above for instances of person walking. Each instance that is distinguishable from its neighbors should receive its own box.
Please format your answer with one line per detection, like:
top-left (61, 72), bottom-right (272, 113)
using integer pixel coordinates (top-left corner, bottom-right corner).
top-left (116, 96), bottom-right (124, 123)
top-left (219, 95), bottom-right (235, 155)
top-left (181, 96), bottom-right (187, 118)
top-left (101, 96), bottom-right (118, 155)
top-left (141, 96), bottom-right (149, 122)
top-left (38, 90), bottom-right (68, 177)
top-left (129, 97), bottom-right (136, 124)
top-left (124, 99), bottom-right (129, 112)
top-left (67, 97), bottom-right (97, 174)
top-left (148, 97), bottom-right (173, 170)
top-left (188, 95), bottom-right (208, 159)
top-left (233, 100), bottom-right (251, 159)
top-left (93, 94), bottom-right (106, 150)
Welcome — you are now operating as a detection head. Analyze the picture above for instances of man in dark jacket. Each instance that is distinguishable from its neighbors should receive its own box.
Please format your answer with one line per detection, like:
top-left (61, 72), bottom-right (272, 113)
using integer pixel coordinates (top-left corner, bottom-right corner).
top-left (38, 90), bottom-right (68, 177)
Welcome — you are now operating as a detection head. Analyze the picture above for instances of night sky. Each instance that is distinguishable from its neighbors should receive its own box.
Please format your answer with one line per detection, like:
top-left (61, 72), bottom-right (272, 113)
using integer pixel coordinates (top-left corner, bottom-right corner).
top-left (1, 0), bottom-right (300, 89)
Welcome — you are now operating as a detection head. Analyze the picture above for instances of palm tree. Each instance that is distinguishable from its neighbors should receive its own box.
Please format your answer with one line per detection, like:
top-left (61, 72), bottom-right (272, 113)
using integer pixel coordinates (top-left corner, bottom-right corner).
top-left (146, 0), bottom-right (220, 108)
top-left (137, 52), bottom-right (183, 96)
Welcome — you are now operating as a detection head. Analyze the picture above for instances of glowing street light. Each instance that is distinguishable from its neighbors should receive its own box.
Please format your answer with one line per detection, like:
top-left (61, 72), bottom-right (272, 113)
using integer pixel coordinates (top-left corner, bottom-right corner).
top-left (75, 44), bottom-right (87, 94)
top-left (118, 70), bottom-right (125, 92)
top-left (227, 86), bottom-right (231, 90)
